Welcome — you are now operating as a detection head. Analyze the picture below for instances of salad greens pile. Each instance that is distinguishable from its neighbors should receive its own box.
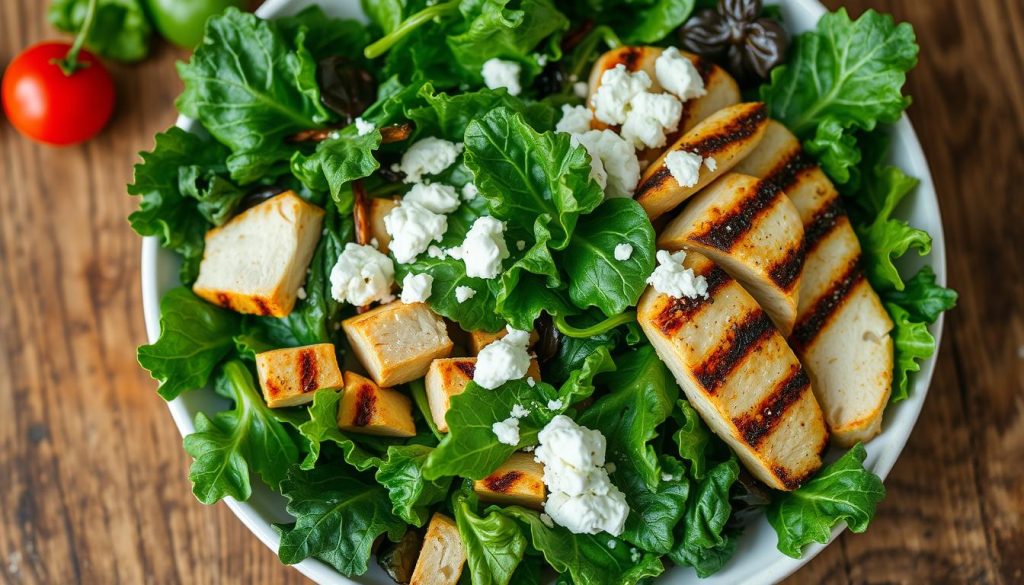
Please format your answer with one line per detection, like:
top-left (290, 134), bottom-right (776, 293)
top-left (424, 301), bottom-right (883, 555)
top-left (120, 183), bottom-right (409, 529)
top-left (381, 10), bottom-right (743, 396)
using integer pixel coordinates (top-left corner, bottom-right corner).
top-left (131, 1), bottom-right (956, 583)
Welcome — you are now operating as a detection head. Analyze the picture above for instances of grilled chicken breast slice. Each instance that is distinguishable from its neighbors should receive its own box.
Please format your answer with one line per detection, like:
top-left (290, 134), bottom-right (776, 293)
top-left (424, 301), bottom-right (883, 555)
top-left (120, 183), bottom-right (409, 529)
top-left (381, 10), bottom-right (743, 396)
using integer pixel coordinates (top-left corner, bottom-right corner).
top-left (735, 121), bottom-right (894, 446)
top-left (635, 102), bottom-right (769, 220)
top-left (658, 172), bottom-right (804, 335)
top-left (638, 252), bottom-right (827, 490)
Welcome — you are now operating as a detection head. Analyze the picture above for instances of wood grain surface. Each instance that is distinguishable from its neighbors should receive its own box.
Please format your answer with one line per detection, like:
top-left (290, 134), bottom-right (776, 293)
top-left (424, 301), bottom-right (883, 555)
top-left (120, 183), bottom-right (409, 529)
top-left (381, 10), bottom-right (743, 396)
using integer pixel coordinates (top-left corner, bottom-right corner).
top-left (0, 1), bottom-right (1021, 584)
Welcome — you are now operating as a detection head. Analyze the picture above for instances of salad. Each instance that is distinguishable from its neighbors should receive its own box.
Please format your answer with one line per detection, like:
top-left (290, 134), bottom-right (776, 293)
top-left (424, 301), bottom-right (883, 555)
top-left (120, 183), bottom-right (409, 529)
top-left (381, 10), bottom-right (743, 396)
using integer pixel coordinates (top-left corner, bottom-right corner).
top-left (130, 0), bottom-right (957, 583)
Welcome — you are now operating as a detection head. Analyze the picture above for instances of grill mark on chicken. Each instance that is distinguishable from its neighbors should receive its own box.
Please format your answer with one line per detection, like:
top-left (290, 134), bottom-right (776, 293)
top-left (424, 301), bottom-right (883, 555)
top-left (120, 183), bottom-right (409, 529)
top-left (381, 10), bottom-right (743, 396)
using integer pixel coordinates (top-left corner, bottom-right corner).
top-left (608, 46), bottom-right (644, 71)
top-left (768, 244), bottom-right (805, 291)
top-left (253, 297), bottom-right (272, 316)
top-left (772, 463), bottom-right (818, 491)
top-left (483, 471), bottom-right (524, 494)
top-left (265, 379), bottom-right (281, 398)
top-left (790, 257), bottom-right (864, 352)
top-left (298, 349), bottom-right (319, 394)
top-left (214, 292), bottom-right (234, 311)
top-left (454, 360), bottom-right (476, 379)
top-left (803, 197), bottom-right (846, 254)
top-left (636, 104), bottom-right (767, 195)
top-left (652, 265), bottom-right (731, 335)
top-left (733, 365), bottom-right (810, 447)
top-left (354, 385), bottom-right (377, 427)
top-left (695, 310), bottom-right (775, 393)
top-left (763, 149), bottom-right (817, 192)
top-left (689, 179), bottom-right (783, 251)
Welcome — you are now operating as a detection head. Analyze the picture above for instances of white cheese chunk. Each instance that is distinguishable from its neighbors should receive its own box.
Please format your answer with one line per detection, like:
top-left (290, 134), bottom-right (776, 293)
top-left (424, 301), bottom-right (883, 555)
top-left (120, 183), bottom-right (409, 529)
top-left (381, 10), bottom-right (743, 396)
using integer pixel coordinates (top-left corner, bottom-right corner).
top-left (590, 65), bottom-right (651, 125)
top-left (556, 104), bottom-right (594, 135)
top-left (704, 156), bottom-right (718, 171)
top-left (398, 137), bottom-right (463, 183)
top-left (400, 272), bottom-right (433, 304)
top-left (404, 182), bottom-right (461, 214)
top-left (664, 150), bottom-right (704, 188)
top-left (510, 403), bottom-right (530, 418)
top-left (620, 91), bottom-right (682, 150)
top-left (461, 182), bottom-right (479, 201)
top-left (474, 327), bottom-right (532, 390)
top-left (383, 202), bottom-right (448, 264)
top-left (573, 81), bottom-right (589, 98)
top-left (354, 117), bottom-right (375, 136)
top-left (574, 130), bottom-right (641, 198)
top-left (482, 58), bottom-right (523, 96)
top-left (329, 243), bottom-right (395, 306)
top-left (655, 47), bottom-right (707, 102)
top-left (614, 243), bottom-right (633, 261)
top-left (455, 286), bottom-right (476, 303)
top-left (647, 249), bottom-right (709, 300)
top-left (492, 416), bottom-right (521, 446)
top-left (457, 216), bottom-right (509, 279)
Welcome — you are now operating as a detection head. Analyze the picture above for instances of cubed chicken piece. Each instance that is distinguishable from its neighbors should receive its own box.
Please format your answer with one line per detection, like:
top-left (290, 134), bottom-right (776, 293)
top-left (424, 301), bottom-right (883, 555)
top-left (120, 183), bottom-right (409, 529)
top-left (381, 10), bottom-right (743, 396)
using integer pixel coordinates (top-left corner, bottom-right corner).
top-left (473, 452), bottom-right (546, 509)
top-left (255, 343), bottom-right (344, 408)
top-left (368, 197), bottom-right (400, 254)
top-left (425, 357), bottom-right (541, 432)
top-left (466, 328), bottom-right (540, 355)
top-left (193, 191), bottom-right (324, 317)
top-left (342, 302), bottom-right (454, 387)
top-left (337, 372), bottom-right (416, 437)
top-left (410, 513), bottom-right (466, 585)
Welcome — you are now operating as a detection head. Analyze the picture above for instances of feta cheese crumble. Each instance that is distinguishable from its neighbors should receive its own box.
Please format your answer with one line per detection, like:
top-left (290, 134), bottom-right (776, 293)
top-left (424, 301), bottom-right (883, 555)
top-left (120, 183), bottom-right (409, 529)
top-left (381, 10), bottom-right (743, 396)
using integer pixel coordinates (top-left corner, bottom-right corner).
top-left (474, 326), bottom-right (532, 389)
top-left (555, 104), bottom-right (594, 135)
top-left (647, 250), bottom-right (709, 299)
top-left (427, 245), bottom-right (446, 259)
top-left (330, 243), bottom-right (395, 306)
top-left (573, 81), bottom-right (589, 98)
top-left (383, 202), bottom-right (447, 264)
top-left (482, 58), bottom-right (522, 96)
top-left (400, 272), bottom-right (433, 304)
top-left (526, 377), bottom-right (537, 387)
top-left (461, 182), bottom-right (479, 201)
top-left (516, 240), bottom-right (526, 251)
top-left (704, 156), bottom-right (718, 171)
top-left (573, 130), bottom-right (641, 198)
top-left (492, 417), bottom-right (520, 446)
top-left (540, 513), bottom-right (555, 528)
top-left (664, 150), bottom-right (704, 188)
top-left (590, 65), bottom-right (651, 125)
top-left (397, 137), bottom-right (463, 183)
top-left (613, 243), bottom-right (633, 261)
top-left (354, 117), bottom-right (375, 136)
top-left (620, 91), bottom-right (682, 150)
top-left (534, 415), bottom-right (630, 536)
top-left (296, 286), bottom-right (307, 300)
top-left (404, 182), bottom-right (461, 214)
top-left (655, 47), bottom-right (707, 102)
top-left (547, 398), bottom-right (563, 410)
top-left (455, 286), bottom-right (476, 303)
top-left (458, 216), bottom-right (509, 279)
top-left (510, 403), bottom-right (531, 418)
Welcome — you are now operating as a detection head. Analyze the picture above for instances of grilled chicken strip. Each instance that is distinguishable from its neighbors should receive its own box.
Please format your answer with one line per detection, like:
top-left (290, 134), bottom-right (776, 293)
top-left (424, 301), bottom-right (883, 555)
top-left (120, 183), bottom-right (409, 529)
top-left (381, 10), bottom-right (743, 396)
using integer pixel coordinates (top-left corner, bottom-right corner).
top-left (637, 252), bottom-right (827, 490)
top-left (658, 172), bottom-right (805, 335)
top-left (635, 102), bottom-right (769, 220)
top-left (734, 121), bottom-right (894, 446)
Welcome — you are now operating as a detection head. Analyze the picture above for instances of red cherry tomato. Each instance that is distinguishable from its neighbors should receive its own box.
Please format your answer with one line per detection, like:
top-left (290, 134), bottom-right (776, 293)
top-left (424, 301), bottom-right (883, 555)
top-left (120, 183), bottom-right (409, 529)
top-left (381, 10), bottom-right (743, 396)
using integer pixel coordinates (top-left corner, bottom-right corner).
top-left (2, 41), bottom-right (115, 146)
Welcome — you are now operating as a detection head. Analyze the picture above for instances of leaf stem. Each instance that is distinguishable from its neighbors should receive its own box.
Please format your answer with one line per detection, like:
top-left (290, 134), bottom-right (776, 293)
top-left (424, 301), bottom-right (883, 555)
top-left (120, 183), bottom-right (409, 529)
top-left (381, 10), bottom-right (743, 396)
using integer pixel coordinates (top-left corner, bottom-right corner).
top-left (53, 0), bottom-right (99, 75)
top-left (363, 0), bottom-right (462, 60)
top-left (554, 311), bottom-right (636, 338)
top-left (568, 25), bottom-right (622, 81)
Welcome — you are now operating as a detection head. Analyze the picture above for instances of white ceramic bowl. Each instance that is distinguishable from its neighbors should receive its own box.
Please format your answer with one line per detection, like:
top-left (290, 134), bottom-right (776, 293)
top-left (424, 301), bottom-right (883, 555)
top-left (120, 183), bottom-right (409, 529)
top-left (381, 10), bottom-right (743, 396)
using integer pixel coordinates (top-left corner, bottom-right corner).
top-left (141, 0), bottom-right (948, 582)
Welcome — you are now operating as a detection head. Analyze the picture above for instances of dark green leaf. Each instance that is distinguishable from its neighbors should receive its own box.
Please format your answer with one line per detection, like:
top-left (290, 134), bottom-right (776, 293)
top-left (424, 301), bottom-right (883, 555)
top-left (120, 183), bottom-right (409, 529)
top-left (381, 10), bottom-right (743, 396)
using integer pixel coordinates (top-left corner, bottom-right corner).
top-left (454, 493), bottom-right (528, 585)
top-left (618, 456), bottom-right (689, 554)
top-left (407, 84), bottom-right (558, 142)
top-left (291, 126), bottom-right (382, 201)
top-left (377, 445), bottom-right (453, 526)
top-left (48, 0), bottom-right (151, 62)
top-left (619, 0), bottom-right (695, 44)
top-left (668, 458), bottom-right (740, 577)
top-left (881, 266), bottom-right (957, 324)
top-left (297, 390), bottom-right (384, 471)
top-left (672, 400), bottom-right (711, 480)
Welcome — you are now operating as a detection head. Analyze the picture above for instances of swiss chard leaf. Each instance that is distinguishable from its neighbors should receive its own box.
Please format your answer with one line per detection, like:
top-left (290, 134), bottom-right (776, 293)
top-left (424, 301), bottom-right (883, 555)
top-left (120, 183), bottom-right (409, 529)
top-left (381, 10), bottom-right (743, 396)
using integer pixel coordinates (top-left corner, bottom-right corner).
top-left (48, 0), bottom-right (151, 62)
top-left (277, 464), bottom-right (406, 575)
top-left (454, 492), bottom-right (528, 585)
top-left (377, 445), bottom-right (453, 526)
top-left (668, 458), bottom-right (741, 577)
top-left (767, 444), bottom-right (885, 558)
top-left (183, 361), bottom-right (299, 503)
top-left (138, 288), bottom-right (240, 400)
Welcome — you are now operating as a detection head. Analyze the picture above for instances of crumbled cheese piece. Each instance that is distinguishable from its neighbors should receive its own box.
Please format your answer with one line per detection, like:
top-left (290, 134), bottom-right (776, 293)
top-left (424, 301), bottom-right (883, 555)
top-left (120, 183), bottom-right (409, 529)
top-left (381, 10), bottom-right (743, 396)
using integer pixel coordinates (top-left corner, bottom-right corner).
top-left (590, 65), bottom-right (651, 125)
top-left (614, 243), bottom-right (633, 261)
top-left (510, 403), bottom-right (531, 418)
top-left (461, 182), bottom-right (479, 201)
top-left (574, 130), bottom-right (641, 198)
top-left (534, 53), bottom-right (548, 66)
top-left (455, 286), bottom-right (476, 303)
top-left (458, 216), bottom-right (509, 279)
top-left (400, 272), bottom-right (433, 304)
top-left (398, 137), bottom-right (463, 183)
top-left (516, 240), bottom-right (526, 251)
top-left (630, 547), bottom-right (641, 563)
top-left (655, 47), bottom-right (707, 102)
top-left (482, 58), bottom-right (522, 96)
top-left (492, 417), bottom-right (521, 446)
top-left (404, 182), bottom-right (460, 214)
top-left (574, 81), bottom-right (589, 98)
top-left (704, 156), bottom-right (718, 172)
top-left (427, 245), bottom-right (446, 259)
top-left (474, 327), bottom-right (532, 389)
top-left (354, 117), bottom-right (375, 136)
top-left (534, 415), bottom-right (629, 536)
top-left (661, 472), bottom-right (674, 482)
top-left (607, 539), bottom-right (617, 549)
top-left (556, 104), bottom-right (594, 135)
top-left (664, 150), bottom-right (704, 188)
top-left (647, 250), bottom-right (709, 299)
top-left (370, 237), bottom-right (380, 249)
top-left (296, 286), bottom-right (307, 300)
top-left (620, 91), bottom-right (682, 150)
top-left (547, 398), bottom-right (563, 410)
top-left (540, 513), bottom-right (555, 528)
top-left (383, 202), bottom-right (448, 264)
top-left (329, 243), bottom-right (395, 305)
top-left (604, 462), bottom-right (616, 474)
top-left (569, 134), bottom-right (608, 190)
top-left (527, 377), bottom-right (537, 387)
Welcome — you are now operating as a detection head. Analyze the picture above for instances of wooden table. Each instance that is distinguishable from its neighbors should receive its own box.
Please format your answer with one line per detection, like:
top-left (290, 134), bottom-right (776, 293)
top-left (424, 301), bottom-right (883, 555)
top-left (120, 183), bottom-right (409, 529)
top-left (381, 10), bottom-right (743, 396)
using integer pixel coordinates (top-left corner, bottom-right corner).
top-left (1, 1), bottom-right (1020, 583)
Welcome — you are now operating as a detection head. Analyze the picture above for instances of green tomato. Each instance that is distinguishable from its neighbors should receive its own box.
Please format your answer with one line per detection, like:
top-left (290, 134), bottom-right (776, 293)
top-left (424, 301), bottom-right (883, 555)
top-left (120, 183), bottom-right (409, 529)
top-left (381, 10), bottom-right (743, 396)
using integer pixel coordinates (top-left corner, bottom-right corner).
top-left (145, 0), bottom-right (246, 48)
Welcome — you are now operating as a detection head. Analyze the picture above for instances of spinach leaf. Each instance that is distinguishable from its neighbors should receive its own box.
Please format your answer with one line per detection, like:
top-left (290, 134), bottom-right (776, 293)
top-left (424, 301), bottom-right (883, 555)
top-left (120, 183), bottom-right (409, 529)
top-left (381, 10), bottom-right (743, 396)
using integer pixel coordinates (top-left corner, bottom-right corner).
top-left (176, 8), bottom-right (331, 184)
top-left (296, 390), bottom-right (384, 471)
top-left (407, 84), bottom-right (558, 141)
top-left (277, 464), bottom-right (406, 575)
top-left (672, 400), bottom-right (712, 480)
top-left (562, 198), bottom-right (656, 317)
top-left (178, 166), bottom-right (246, 227)
top-left (361, 0), bottom-right (406, 36)
top-left (668, 458), bottom-right (740, 577)
top-left (618, 0), bottom-right (695, 44)
top-left (277, 6), bottom-right (372, 62)
top-left (617, 456), bottom-right (689, 554)
top-left (138, 288), bottom-right (240, 400)
top-left (579, 345), bottom-right (679, 491)
top-left (291, 126), bottom-right (382, 202)
top-left (502, 507), bottom-right (665, 585)
top-left (183, 361), bottom-right (299, 503)
top-left (377, 444), bottom-right (453, 526)
top-left (48, 0), bottom-right (151, 62)
top-left (557, 342), bottom-right (616, 405)
top-left (541, 326), bottom-right (619, 388)
top-left (454, 491), bottom-right (528, 585)
top-left (767, 444), bottom-right (885, 558)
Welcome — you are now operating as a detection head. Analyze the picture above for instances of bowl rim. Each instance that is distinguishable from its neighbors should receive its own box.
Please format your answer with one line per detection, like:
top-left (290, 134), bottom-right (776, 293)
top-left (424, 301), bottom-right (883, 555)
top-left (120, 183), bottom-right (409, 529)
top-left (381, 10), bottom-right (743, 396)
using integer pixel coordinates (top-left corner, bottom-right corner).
top-left (140, 0), bottom-right (948, 582)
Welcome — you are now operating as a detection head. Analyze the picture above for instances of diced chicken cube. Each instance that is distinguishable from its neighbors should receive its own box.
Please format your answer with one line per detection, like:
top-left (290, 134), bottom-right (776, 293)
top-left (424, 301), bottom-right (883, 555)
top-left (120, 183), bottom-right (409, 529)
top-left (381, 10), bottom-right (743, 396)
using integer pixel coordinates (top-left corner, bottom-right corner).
top-left (425, 357), bottom-right (541, 432)
top-left (473, 452), bottom-right (546, 509)
top-left (255, 343), bottom-right (344, 408)
top-left (410, 513), bottom-right (466, 585)
top-left (342, 302), bottom-right (453, 387)
top-left (193, 191), bottom-right (324, 316)
top-left (368, 196), bottom-right (400, 254)
top-left (337, 372), bottom-right (416, 437)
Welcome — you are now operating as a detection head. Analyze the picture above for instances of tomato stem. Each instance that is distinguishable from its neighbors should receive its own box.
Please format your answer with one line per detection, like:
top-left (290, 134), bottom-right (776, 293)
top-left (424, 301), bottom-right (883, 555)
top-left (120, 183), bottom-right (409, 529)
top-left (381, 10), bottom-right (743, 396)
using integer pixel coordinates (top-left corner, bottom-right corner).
top-left (53, 0), bottom-right (99, 75)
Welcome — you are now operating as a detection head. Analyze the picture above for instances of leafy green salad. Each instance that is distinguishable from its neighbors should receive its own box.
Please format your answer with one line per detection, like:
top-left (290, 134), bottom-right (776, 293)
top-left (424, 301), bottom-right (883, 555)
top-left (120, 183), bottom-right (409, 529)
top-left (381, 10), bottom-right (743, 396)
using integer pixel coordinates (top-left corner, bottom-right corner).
top-left (131, 0), bottom-right (957, 583)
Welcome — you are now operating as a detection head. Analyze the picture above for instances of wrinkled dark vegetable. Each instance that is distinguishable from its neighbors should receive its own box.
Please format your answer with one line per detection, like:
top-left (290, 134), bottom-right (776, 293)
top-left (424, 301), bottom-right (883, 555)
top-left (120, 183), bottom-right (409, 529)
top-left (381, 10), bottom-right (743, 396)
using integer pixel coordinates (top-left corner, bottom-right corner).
top-left (318, 56), bottom-right (377, 123)
top-left (534, 312), bottom-right (562, 365)
top-left (377, 529), bottom-right (422, 584)
top-left (532, 61), bottom-right (567, 98)
top-left (680, 0), bottom-right (788, 84)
